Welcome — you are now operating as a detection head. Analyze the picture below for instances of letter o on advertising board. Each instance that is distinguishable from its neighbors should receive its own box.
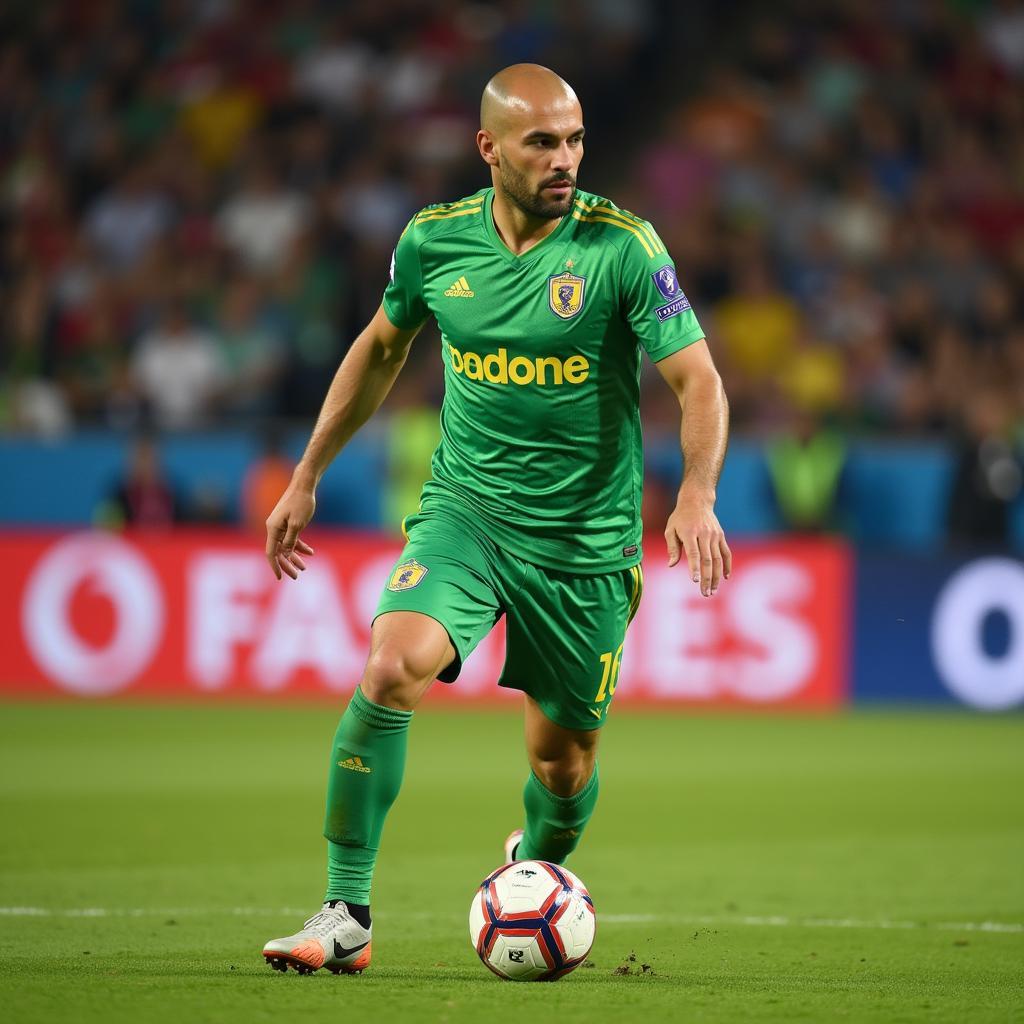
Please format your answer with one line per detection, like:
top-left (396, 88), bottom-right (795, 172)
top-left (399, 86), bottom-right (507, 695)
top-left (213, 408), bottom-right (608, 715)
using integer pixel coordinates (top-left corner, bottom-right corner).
top-left (930, 557), bottom-right (1024, 710)
top-left (22, 533), bottom-right (164, 695)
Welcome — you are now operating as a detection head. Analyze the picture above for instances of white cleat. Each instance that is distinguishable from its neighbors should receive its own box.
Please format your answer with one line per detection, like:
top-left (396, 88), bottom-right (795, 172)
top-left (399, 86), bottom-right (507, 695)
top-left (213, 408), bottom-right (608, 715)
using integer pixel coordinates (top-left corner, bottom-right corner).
top-left (504, 828), bottom-right (524, 864)
top-left (262, 902), bottom-right (372, 975)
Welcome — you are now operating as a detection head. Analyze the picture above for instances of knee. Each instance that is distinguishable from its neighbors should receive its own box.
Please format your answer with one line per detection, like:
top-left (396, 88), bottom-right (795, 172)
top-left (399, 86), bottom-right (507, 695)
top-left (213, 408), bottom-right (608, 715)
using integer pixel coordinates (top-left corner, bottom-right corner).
top-left (361, 647), bottom-right (433, 710)
top-left (533, 753), bottom-right (595, 798)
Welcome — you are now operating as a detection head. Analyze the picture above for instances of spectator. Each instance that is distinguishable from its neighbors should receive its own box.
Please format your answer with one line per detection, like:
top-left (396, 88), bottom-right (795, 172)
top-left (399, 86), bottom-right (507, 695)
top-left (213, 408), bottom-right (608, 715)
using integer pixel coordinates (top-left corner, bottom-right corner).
top-left (96, 435), bottom-right (181, 528)
top-left (215, 277), bottom-right (285, 419)
top-left (293, 18), bottom-right (375, 115)
top-left (947, 389), bottom-right (1024, 547)
top-left (178, 67), bottom-right (261, 171)
top-left (713, 259), bottom-right (801, 382)
top-left (216, 159), bottom-right (310, 274)
top-left (766, 409), bottom-right (849, 533)
top-left (130, 301), bottom-right (227, 430)
top-left (57, 297), bottom-right (135, 425)
top-left (84, 161), bottom-right (172, 271)
top-left (382, 376), bottom-right (442, 531)
top-left (241, 428), bottom-right (295, 532)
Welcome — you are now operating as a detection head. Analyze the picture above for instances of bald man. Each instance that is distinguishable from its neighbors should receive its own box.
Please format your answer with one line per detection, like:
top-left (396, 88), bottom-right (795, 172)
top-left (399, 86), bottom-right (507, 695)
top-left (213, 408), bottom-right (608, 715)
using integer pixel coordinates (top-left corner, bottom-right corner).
top-left (262, 64), bottom-right (730, 976)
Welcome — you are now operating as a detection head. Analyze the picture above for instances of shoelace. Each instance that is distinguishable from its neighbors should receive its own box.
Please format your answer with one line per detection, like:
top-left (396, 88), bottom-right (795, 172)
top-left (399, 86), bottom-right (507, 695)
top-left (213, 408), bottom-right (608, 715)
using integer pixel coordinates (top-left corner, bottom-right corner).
top-left (301, 907), bottom-right (347, 937)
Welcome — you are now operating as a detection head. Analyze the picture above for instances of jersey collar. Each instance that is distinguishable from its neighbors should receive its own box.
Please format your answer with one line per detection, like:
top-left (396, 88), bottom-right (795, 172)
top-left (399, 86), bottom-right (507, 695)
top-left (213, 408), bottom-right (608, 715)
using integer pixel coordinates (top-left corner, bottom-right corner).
top-left (482, 187), bottom-right (575, 267)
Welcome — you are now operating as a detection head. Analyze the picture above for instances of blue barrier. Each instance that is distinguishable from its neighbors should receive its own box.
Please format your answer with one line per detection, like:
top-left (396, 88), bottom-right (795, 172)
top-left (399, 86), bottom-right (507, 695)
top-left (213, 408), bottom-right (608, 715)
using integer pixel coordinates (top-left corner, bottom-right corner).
top-left (1, 429), bottom-right (1021, 551)
top-left (0, 427), bottom-right (385, 527)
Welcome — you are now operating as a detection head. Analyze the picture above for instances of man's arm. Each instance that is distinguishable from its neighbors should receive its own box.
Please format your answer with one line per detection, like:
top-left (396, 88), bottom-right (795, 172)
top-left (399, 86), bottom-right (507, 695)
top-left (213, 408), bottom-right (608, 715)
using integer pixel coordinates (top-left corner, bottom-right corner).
top-left (265, 304), bottom-right (424, 579)
top-left (654, 338), bottom-right (732, 597)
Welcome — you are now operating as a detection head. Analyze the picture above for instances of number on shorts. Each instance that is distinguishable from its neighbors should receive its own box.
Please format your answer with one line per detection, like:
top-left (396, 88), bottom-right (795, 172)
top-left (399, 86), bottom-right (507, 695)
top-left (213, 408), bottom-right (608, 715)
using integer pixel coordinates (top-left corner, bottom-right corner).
top-left (594, 643), bottom-right (624, 703)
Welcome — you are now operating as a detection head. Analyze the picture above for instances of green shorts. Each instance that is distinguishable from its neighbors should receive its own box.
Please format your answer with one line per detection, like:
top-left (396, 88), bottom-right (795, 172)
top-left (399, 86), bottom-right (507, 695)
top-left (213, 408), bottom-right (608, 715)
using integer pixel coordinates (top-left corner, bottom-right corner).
top-left (374, 506), bottom-right (643, 731)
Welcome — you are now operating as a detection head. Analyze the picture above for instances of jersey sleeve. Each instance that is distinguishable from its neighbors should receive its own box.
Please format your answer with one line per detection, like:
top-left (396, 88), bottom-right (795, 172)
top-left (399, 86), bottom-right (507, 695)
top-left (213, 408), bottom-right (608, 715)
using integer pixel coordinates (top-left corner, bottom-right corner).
top-left (382, 221), bottom-right (428, 329)
top-left (619, 231), bottom-right (705, 362)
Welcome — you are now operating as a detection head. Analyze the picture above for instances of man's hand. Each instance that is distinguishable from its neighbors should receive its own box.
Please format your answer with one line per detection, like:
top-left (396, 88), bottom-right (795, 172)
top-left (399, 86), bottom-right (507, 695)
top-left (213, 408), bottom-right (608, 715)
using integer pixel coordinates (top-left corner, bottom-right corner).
top-left (664, 487), bottom-right (732, 597)
top-left (265, 485), bottom-right (317, 580)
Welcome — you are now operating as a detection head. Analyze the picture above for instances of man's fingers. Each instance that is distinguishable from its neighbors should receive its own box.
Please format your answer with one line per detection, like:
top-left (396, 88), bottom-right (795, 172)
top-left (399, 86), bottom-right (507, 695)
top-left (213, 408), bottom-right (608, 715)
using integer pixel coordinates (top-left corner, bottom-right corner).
top-left (265, 491), bottom-right (315, 582)
top-left (281, 523), bottom-right (302, 553)
top-left (696, 534), bottom-right (714, 596)
top-left (287, 553), bottom-right (307, 572)
top-left (276, 553), bottom-right (300, 580)
top-left (681, 534), bottom-right (700, 583)
top-left (265, 521), bottom-right (286, 579)
top-left (722, 537), bottom-right (733, 579)
top-left (665, 527), bottom-right (681, 567)
top-left (265, 521), bottom-right (285, 557)
top-left (710, 538), bottom-right (724, 594)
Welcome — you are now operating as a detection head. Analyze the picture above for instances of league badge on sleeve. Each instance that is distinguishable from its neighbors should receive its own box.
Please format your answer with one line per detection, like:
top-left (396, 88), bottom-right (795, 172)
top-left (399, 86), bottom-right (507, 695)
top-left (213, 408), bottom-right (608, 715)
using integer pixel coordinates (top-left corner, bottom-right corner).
top-left (652, 265), bottom-right (680, 299)
top-left (651, 264), bottom-right (691, 322)
top-left (548, 272), bottom-right (586, 320)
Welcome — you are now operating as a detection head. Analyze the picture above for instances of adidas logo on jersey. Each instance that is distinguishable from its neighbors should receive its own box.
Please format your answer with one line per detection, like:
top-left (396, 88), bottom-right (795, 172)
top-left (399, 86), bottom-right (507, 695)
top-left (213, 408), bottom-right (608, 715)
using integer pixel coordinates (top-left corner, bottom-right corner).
top-left (338, 755), bottom-right (371, 773)
top-left (443, 276), bottom-right (475, 298)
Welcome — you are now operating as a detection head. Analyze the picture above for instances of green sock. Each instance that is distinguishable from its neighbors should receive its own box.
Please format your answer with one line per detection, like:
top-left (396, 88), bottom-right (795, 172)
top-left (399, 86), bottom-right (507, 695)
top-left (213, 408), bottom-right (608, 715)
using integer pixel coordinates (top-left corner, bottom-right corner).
top-left (323, 687), bottom-right (412, 905)
top-left (516, 765), bottom-right (599, 865)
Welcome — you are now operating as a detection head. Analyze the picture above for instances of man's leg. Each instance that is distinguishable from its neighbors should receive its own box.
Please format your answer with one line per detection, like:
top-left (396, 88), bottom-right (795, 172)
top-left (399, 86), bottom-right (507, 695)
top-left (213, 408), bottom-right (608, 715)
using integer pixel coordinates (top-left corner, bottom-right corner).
top-left (500, 564), bottom-right (642, 864)
top-left (513, 695), bottom-right (601, 864)
top-left (265, 508), bottom-right (504, 973)
top-left (264, 610), bottom-right (454, 974)
top-left (323, 610), bottom-right (455, 914)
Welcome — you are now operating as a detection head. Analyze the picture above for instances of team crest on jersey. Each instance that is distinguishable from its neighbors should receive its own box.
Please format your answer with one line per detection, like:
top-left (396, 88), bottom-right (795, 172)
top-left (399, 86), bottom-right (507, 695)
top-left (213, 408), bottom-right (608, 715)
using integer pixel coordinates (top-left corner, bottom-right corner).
top-left (387, 559), bottom-right (428, 592)
top-left (548, 272), bottom-right (586, 320)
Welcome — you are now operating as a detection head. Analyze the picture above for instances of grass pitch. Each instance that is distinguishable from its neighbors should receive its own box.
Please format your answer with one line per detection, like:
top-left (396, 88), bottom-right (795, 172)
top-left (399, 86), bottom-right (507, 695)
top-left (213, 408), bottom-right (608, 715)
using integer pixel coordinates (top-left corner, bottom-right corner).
top-left (1, 704), bottom-right (1021, 1023)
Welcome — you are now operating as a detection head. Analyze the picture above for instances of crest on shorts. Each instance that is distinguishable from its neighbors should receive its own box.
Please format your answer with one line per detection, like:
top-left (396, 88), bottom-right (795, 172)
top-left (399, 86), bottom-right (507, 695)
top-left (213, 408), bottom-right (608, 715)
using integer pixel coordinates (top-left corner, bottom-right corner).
top-left (388, 559), bottom-right (428, 592)
top-left (548, 272), bottom-right (586, 320)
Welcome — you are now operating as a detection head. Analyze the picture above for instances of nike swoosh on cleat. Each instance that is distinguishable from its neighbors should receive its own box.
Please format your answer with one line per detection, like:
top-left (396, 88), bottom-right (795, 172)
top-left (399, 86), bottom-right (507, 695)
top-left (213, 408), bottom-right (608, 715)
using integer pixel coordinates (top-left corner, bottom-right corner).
top-left (333, 940), bottom-right (369, 960)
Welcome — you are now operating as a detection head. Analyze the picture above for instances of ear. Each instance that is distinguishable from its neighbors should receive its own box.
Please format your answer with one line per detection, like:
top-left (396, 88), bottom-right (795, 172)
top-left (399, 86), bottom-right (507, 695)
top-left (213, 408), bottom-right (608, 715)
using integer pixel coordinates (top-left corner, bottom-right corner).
top-left (476, 129), bottom-right (499, 167)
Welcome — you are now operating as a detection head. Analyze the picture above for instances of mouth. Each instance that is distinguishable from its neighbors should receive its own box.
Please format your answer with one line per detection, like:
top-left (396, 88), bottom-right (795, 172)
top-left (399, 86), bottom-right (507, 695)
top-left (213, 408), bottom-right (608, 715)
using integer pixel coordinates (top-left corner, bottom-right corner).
top-left (543, 181), bottom-right (574, 195)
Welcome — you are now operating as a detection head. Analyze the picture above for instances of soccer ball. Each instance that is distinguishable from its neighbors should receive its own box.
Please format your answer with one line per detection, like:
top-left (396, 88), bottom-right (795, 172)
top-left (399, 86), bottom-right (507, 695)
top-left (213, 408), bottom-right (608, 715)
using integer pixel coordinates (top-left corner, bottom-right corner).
top-left (468, 860), bottom-right (596, 981)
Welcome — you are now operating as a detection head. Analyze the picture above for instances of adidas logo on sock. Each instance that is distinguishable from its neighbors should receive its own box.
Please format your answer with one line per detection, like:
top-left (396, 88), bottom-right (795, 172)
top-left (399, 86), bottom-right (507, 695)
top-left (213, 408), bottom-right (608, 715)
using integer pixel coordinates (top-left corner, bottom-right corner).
top-left (338, 755), bottom-right (372, 773)
top-left (443, 275), bottom-right (475, 297)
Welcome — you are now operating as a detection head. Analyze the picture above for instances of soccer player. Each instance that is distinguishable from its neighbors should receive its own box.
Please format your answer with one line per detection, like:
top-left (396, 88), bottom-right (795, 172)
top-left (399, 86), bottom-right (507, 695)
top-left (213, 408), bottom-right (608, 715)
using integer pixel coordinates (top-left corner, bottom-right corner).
top-left (261, 64), bottom-right (731, 975)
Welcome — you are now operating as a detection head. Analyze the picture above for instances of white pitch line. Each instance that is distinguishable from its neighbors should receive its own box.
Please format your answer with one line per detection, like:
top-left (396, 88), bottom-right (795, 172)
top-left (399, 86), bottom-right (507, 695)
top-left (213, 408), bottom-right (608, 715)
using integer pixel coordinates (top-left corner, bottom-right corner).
top-left (0, 907), bottom-right (1020, 934)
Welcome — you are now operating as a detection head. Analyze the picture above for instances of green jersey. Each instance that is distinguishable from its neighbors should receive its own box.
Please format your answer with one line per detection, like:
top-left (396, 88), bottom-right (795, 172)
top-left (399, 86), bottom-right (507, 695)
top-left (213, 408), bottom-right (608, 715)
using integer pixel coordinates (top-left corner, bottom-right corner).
top-left (382, 186), bottom-right (705, 573)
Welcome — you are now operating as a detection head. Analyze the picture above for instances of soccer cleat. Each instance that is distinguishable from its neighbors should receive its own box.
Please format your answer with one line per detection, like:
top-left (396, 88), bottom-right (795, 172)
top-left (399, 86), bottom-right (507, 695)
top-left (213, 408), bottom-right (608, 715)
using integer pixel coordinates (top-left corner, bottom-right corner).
top-left (503, 828), bottom-right (524, 864)
top-left (262, 902), bottom-right (372, 975)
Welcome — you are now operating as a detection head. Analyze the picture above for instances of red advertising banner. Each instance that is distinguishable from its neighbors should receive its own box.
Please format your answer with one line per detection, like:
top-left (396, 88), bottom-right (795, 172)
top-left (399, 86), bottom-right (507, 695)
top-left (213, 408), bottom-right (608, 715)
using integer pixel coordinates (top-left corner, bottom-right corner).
top-left (0, 530), bottom-right (850, 707)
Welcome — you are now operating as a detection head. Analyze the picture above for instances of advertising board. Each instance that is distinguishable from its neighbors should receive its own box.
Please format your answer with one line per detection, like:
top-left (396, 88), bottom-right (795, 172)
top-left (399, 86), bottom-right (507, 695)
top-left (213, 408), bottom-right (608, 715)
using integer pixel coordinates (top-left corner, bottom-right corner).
top-left (0, 531), bottom-right (850, 708)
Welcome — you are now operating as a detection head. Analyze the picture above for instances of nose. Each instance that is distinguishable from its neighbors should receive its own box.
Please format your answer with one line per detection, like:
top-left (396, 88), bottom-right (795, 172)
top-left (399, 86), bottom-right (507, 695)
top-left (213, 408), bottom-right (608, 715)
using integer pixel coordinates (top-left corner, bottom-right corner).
top-left (551, 142), bottom-right (574, 173)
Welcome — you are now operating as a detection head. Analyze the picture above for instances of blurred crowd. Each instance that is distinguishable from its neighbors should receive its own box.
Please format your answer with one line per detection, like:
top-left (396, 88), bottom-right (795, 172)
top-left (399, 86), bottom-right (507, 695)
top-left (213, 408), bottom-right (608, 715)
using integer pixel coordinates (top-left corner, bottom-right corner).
top-left (1, 0), bottom-right (658, 435)
top-left (1, 0), bottom-right (1023, 539)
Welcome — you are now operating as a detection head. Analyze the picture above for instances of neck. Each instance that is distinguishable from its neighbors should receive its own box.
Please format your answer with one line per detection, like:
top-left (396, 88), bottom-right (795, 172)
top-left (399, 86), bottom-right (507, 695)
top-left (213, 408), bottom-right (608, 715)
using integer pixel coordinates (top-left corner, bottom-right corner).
top-left (490, 184), bottom-right (563, 256)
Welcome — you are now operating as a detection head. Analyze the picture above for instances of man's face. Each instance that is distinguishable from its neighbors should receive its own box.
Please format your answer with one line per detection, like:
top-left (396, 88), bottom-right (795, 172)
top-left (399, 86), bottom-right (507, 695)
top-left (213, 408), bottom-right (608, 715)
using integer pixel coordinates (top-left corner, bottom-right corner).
top-left (494, 114), bottom-right (584, 220)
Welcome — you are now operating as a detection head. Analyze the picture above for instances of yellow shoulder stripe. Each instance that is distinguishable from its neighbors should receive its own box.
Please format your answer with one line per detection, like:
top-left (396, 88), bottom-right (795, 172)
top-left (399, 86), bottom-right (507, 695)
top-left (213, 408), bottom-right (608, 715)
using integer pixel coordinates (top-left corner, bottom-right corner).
top-left (415, 195), bottom-right (485, 222)
top-left (573, 199), bottom-right (663, 254)
top-left (573, 196), bottom-right (650, 228)
top-left (445, 195), bottom-right (487, 210)
top-left (415, 205), bottom-right (484, 224)
top-left (572, 211), bottom-right (657, 258)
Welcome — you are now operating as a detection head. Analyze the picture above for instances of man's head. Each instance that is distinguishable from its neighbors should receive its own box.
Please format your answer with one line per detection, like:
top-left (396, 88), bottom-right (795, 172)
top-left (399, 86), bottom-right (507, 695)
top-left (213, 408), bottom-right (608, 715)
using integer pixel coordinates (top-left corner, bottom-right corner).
top-left (478, 64), bottom-right (583, 220)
